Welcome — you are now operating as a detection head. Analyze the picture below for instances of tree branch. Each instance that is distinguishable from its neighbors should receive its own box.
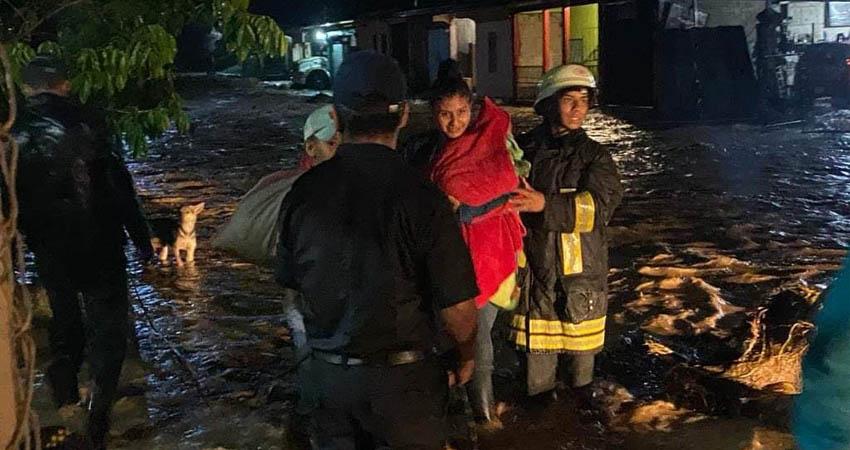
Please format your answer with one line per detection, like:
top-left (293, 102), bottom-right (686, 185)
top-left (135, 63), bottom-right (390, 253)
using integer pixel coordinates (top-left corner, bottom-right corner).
top-left (2, 0), bottom-right (26, 23)
top-left (0, 45), bottom-right (16, 135)
top-left (17, 0), bottom-right (92, 41)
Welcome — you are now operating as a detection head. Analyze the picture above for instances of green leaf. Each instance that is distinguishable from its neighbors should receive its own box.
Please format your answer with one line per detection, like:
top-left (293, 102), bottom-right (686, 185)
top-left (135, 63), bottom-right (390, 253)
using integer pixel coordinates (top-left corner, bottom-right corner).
top-left (3, 0), bottom-right (288, 157)
top-left (176, 111), bottom-right (190, 133)
top-left (80, 79), bottom-right (91, 104)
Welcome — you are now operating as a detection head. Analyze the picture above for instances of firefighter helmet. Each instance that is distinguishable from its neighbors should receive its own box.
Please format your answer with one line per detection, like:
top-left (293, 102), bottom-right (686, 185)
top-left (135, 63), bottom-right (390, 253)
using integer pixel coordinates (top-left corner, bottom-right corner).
top-left (534, 64), bottom-right (597, 108)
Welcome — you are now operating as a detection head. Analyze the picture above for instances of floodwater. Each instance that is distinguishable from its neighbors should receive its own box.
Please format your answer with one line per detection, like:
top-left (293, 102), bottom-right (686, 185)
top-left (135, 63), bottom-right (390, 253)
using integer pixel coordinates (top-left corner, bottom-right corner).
top-left (28, 79), bottom-right (849, 449)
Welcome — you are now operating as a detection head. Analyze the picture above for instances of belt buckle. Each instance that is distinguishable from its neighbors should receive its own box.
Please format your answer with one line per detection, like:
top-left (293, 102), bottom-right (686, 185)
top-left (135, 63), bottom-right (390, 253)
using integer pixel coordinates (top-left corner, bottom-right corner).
top-left (386, 350), bottom-right (424, 367)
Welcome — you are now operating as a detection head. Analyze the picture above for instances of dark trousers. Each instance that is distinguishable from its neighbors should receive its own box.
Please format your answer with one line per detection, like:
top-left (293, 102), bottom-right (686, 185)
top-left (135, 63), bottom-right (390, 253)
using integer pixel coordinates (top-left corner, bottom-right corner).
top-left (526, 353), bottom-right (595, 395)
top-left (42, 265), bottom-right (129, 445)
top-left (300, 356), bottom-right (448, 450)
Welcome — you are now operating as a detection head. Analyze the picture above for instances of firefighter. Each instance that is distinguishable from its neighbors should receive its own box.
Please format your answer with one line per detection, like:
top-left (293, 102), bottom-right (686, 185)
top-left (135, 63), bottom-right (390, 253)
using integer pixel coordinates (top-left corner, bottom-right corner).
top-left (508, 64), bottom-right (624, 403)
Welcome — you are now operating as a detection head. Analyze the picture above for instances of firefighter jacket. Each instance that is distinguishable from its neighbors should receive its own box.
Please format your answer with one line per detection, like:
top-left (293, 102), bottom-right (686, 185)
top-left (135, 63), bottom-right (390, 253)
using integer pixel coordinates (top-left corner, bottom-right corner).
top-left (510, 124), bottom-right (623, 355)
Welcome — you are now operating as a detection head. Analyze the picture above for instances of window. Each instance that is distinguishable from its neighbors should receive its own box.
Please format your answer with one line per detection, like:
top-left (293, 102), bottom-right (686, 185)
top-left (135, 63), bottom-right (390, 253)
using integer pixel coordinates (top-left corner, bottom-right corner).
top-left (828, 1), bottom-right (850, 27)
top-left (569, 38), bottom-right (584, 64)
top-left (488, 32), bottom-right (498, 73)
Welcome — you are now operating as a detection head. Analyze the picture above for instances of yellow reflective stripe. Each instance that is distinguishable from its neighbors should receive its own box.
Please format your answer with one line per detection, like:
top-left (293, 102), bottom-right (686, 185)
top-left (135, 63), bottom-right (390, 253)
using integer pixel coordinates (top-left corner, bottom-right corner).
top-left (559, 192), bottom-right (594, 276)
top-left (560, 231), bottom-right (583, 275)
top-left (511, 315), bottom-right (606, 336)
top-left (574, 191), bottom-right (595, 233)
top-left (512, 330), bottom-right (605, 352)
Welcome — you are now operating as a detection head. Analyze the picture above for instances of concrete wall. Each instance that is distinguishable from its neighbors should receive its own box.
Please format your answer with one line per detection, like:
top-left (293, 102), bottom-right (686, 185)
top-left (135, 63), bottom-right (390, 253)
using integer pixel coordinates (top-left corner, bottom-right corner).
top-left (356, 20), bottom-right (391, 55)
top-left (697, 0), bottom-right (764, 52)
top-left (696, 1), bottom-right (850, 49)
top-left (516, 11), bottom-right (543, 68)
top-left (549, 10), bottom-right (564, 68)
top-left (515, 11), bottom-right (544, 100)
top-left (409, 16), bottom-right (432, 92)
top-left (786, 1), bottom-right (850, 43)
top-left (570, 3), bottom-right (600, 74)
top-left (788, 1), bottom-right (826, 42)
top-left (475, 19), bottom-right (514, 99)
top-left (542, 5), bottom-right (599, 70)
top-left (451, 18), bottom-right (476, 79)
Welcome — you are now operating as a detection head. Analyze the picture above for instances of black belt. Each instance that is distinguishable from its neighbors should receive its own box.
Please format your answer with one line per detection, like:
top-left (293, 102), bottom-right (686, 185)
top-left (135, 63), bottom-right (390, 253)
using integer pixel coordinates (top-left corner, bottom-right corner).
top-left (312, 349), bottom-right (426, 367)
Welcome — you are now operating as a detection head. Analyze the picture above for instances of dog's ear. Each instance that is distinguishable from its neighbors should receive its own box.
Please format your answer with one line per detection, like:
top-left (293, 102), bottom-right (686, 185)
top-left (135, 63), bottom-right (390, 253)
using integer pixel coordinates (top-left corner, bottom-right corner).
top-left (192, 202), bottom-right (205, 214)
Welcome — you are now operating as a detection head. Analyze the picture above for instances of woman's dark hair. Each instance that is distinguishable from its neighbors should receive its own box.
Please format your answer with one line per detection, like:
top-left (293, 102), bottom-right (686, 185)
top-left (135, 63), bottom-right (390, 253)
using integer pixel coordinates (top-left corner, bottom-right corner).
top-left (428, 59), bottom-right (472, 108)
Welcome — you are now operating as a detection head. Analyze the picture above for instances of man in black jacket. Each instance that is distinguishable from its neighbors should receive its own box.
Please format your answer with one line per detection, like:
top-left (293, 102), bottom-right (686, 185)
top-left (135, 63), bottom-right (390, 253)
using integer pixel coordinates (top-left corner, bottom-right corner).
top-left (276, 51), bottom-right (479, 449)
top-left (13, 57), bottom-right (154, 449)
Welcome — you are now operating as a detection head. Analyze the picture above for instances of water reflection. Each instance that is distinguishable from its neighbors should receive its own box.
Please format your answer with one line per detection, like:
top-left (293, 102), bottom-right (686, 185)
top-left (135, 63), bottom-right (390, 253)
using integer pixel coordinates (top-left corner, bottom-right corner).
top-left (29, 97), bottom-right (850, 448)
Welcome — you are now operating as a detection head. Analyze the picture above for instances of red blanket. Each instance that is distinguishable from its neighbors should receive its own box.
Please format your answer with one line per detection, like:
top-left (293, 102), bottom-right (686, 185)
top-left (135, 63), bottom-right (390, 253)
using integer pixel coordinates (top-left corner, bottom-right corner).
top-left (427, 97), bottom-right (525, 308)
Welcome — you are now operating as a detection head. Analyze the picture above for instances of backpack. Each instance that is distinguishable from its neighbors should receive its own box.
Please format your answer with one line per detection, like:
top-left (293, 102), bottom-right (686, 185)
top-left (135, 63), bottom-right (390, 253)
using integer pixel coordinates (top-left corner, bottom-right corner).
top-left (14, 109), bottom-right (101, 262)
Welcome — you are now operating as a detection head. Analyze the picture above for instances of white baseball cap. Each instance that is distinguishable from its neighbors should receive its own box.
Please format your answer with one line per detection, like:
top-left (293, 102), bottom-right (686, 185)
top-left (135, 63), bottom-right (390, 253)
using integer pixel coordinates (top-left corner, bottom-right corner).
top-left (303, 104), bottom-right (337, 142)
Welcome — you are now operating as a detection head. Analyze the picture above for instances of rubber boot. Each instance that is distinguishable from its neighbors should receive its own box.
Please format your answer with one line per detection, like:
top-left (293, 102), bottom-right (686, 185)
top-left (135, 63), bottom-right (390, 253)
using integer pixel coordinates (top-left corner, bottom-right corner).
top-left (47, 356), bottom-right (81, 408)
top-left (469, 375), bottom-right (497, 423)
top-left (85, 383), bottom-right (114, 450)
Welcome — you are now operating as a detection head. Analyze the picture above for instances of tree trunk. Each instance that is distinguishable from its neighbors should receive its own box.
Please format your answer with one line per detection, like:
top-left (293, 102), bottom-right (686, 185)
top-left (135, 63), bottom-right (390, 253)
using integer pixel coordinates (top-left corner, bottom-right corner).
top-left (0, 250), bottom-right (16, 448)
top-left (0, 41), bottom-right (26, 450)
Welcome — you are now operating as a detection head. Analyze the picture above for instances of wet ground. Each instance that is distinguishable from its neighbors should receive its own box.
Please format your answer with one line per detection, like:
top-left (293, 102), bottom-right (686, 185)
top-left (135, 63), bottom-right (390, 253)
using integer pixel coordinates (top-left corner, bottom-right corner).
top-left (29, 78), bottom-right (850, 449)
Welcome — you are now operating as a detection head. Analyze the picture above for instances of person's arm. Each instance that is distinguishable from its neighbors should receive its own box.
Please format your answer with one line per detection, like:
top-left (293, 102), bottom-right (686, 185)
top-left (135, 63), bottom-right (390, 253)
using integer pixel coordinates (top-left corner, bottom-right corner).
top-left (440, 299), bottom-right (477, 385)
top-left (281, 286), bottom-right (308, 350)
top-left (110, 155), bottom-right (154, 260)
top-left (456, 194), bottom-right (511, 224)
top-left (511, 147), bottom-right (623, 231)
top-left (275, 191), bottom-right (298, 289)
top-left (275, 192), bottom-right (311, 355)
top-left (583, 148), bottom-right (624, 226)
top-left (423, 194), bottom-right (479, 384)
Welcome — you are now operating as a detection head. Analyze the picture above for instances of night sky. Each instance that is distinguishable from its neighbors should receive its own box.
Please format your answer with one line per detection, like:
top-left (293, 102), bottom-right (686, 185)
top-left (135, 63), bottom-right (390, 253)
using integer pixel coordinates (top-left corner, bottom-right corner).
top-left (249, 0), bottom-right (490, 27)
top-left (249, 0), bottom-right (405, 27)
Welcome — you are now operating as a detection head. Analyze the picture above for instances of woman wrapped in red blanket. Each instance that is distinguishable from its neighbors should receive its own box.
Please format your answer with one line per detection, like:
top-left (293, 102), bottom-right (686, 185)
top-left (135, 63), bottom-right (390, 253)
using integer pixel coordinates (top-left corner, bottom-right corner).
top-left (427, 97), bottom-right (525, 308)
top-left (401, 69), bottom-right (526, 430)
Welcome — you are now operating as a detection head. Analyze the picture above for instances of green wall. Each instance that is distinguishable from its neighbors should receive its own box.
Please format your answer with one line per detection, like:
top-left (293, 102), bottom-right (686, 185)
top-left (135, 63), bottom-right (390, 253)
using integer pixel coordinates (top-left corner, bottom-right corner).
top-left (569, 3), bottom-right (599, 76)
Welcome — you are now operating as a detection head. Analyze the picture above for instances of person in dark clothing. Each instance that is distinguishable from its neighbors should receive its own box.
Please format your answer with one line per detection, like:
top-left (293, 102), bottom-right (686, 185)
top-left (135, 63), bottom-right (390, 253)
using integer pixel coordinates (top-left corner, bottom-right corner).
top-left (276, 50), bottom-right (479, 449)
top-left (508, 64), bottom-right (623, 403)
top-left (794, 257), bottom-right (850, 449)
top-left (12, 57), bottom-right (154, 450)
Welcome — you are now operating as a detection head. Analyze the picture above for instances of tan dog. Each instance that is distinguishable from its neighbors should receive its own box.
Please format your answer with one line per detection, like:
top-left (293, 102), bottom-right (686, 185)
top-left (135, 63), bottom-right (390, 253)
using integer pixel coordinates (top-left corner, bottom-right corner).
top-left (150, 202), bottom-right (204, 266)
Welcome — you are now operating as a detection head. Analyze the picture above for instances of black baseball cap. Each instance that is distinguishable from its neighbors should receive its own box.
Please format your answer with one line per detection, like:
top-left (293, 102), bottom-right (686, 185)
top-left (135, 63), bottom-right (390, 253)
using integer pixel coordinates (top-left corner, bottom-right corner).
top-left (21, 56), bottom-right (69, 89)
top-left (333, 50), bottom-right (407, 114)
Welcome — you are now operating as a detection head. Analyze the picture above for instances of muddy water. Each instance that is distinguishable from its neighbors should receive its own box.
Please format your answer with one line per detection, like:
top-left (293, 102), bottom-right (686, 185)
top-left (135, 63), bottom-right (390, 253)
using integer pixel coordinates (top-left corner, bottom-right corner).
top-left (29, 80), bottom-right (849, 449)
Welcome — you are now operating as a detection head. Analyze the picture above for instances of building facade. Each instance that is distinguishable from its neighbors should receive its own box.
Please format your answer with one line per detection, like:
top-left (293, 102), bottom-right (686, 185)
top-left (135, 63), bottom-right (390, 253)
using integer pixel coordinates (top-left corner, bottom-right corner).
top-left (291, 1), bottom-right (850, 118)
